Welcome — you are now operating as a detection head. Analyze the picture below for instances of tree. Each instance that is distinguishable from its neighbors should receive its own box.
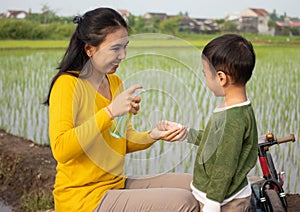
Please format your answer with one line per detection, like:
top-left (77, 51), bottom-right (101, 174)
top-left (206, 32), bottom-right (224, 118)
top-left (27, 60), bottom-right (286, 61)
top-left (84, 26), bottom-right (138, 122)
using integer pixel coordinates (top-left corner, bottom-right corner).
top-left (221, 21), bottom-right (238, 33)
top-left (270, 9), bottom-right (280, 21)
top-left (159, 17), bottom-right (181, 35)
top-left (147, 17), bottom-right (160, 33)
top-left (40, 3), bottom-right (59, 24)
top-left (127, 14), bottom-right (135, 29)
top-left (132, 16), bottom-right (147, 33)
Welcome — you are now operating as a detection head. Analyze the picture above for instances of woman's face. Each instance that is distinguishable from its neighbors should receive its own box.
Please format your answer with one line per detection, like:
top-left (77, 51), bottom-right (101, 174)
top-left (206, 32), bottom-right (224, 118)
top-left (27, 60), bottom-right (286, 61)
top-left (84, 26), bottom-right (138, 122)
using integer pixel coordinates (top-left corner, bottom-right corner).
top-left (90, 27), bottom-right (129, 74)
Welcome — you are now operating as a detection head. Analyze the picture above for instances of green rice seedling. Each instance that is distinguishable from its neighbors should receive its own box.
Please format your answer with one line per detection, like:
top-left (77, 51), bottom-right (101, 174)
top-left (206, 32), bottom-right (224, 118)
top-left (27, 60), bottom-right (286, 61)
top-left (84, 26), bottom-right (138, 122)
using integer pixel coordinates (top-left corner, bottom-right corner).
top-left (1, 40), bottom-right (299, 193)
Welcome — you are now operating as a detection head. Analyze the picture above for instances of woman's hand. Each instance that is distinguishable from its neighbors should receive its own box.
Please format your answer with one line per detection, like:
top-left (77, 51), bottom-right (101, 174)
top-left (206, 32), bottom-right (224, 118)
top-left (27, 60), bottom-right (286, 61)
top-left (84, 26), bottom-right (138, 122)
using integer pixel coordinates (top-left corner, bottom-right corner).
top-left (149, 120), bottom-right (188, 142)
top-left (106, 84), bottom-right (142, 119)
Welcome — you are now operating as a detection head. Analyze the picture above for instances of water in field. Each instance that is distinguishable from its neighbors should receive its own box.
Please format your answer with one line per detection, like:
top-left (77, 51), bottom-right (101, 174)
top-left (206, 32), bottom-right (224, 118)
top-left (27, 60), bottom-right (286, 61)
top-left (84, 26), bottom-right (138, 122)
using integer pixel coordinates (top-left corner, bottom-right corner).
top-left (0, 34), bottom-right (299, 193)
top-left (0, 202), bottom-right (11, 212)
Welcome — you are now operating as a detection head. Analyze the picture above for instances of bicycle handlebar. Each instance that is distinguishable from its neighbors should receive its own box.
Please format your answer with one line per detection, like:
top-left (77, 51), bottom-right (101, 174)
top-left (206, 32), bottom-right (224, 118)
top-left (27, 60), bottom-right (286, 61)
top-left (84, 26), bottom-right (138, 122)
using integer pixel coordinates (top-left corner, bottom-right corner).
top-left (259, 133), bottom-right (296, 149)
top-left (277, 134), bottom-right (295, 144)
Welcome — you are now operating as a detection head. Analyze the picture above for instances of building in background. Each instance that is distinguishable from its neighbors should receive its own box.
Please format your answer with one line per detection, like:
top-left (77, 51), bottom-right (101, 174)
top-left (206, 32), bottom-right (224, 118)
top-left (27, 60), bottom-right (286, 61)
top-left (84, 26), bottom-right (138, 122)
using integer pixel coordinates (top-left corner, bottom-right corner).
top-left (239, 8), bottom-right (271, 35)
top-left (1, 10), bottom-right (28, 19)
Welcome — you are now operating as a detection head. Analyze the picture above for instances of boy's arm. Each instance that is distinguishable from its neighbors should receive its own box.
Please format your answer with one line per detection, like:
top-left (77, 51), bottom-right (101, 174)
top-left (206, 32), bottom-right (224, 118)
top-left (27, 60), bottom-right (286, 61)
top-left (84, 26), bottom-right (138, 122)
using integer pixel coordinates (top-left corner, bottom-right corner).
top-left (187, 128), bottom-right (203, 146)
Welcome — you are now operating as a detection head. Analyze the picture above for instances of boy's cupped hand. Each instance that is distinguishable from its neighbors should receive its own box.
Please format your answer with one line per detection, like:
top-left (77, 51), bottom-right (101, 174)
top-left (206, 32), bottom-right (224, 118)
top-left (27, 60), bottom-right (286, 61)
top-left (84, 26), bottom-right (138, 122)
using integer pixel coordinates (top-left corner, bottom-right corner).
top-left (150, 120), bottom-right (188, 142)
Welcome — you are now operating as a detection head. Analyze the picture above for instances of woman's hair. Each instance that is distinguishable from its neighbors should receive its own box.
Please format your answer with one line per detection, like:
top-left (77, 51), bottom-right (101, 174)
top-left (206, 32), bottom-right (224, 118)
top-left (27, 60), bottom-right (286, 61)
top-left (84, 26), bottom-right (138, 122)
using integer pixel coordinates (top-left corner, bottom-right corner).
top-left (43, 7), bottom-right (128, 105)
top-left (202, 34), bottom-right (255, 85)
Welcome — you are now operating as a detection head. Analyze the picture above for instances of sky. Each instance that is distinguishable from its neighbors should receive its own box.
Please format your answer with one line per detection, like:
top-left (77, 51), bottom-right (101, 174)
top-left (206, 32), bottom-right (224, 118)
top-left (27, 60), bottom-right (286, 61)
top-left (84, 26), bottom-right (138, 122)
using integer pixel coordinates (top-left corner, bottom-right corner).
top-left (0, 0), bottom-right (299, 19)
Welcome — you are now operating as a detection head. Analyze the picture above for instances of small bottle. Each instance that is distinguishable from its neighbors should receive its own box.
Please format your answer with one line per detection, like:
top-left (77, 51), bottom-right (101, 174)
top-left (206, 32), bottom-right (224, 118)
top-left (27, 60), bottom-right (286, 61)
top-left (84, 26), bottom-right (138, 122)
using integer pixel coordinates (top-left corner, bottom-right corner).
top-left (110, 88), bottom-right (145, 139)
top-left (110, 113), bottom-right (132, 138)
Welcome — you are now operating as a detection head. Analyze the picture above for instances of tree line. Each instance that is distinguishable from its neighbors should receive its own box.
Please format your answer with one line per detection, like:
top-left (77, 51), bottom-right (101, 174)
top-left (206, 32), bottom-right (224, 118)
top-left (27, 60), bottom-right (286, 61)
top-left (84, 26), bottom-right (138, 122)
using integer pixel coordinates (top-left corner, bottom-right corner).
top-left (0, 13), bottom-right (184, 40)
top-left (0, 6), bottom-right (299, 40)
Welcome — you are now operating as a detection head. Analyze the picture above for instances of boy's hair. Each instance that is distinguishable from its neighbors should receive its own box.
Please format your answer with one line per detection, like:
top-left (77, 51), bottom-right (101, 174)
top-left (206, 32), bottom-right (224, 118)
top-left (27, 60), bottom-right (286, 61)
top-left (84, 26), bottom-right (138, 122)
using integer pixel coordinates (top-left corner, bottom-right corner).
top-left (202, 34), bottom-right (256, 85)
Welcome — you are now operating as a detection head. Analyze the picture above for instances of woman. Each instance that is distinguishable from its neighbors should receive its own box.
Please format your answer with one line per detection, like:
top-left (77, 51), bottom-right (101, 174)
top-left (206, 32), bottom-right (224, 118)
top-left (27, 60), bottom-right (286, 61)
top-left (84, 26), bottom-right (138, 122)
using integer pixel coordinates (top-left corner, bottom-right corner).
top-left (44, 7), bottom-right (199, 211)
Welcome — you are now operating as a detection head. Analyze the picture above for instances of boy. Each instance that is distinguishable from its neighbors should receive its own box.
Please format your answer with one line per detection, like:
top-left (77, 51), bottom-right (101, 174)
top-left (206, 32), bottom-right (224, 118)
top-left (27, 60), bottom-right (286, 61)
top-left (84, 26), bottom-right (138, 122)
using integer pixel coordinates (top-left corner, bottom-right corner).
top-left (159, 34), bottom-right (258, 211)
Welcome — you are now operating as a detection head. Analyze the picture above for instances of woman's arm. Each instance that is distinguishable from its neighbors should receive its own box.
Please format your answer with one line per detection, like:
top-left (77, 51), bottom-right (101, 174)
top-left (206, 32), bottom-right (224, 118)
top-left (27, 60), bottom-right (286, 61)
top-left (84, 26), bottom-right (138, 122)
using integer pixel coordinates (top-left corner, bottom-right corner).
top-left (49, 75), bottom-right (113, 163)
top-left (125, 122), bottom-right (186, 153)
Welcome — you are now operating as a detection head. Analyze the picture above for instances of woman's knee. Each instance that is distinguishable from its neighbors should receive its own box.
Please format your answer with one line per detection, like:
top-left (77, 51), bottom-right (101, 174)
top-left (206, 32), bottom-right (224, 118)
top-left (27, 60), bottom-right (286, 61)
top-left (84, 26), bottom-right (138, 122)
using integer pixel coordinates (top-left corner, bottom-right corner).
top-left (172, 189), bottom-right (200, 211)
top-left (125, 173), bottom-right (193, 190)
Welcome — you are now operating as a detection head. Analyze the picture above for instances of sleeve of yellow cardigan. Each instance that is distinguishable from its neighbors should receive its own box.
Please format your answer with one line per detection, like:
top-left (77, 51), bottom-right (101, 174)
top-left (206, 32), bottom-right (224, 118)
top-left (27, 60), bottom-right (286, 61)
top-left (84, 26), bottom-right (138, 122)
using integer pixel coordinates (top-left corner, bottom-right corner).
top-left (125, 122), bottom-right (156, 153)
top-left (49, 75), bottom-right (113, 163)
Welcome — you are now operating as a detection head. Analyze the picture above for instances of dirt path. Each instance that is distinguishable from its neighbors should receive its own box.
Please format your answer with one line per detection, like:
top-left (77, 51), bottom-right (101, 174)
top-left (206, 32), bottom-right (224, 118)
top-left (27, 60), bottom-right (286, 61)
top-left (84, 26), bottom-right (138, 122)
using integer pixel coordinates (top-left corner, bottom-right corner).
top-left (0, 129), bottom-right (299, 211)
top-left (0, 130), bottom-right (56, 211)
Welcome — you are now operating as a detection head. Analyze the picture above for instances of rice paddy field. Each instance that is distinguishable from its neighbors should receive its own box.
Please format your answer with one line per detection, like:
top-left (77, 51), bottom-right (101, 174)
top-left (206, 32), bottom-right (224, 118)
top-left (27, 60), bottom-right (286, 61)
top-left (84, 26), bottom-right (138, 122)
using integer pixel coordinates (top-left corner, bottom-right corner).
top-left (0, 34), bottom-right (299, 193)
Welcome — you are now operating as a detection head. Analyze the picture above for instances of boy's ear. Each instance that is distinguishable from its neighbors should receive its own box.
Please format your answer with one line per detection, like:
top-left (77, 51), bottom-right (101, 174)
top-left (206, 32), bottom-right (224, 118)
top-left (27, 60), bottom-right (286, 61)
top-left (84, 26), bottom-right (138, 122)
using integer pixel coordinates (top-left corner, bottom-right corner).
top-left (217, 71), bottom-right (228, 86)
top-left (84, 44), bottom-right (96, 57)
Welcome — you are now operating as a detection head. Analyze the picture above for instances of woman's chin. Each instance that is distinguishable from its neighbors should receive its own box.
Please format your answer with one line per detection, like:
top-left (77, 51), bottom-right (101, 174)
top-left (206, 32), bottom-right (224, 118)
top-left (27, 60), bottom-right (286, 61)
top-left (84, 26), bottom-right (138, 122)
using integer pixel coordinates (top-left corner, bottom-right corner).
top-left (108, 69), bottom-right (116, 74)
top-left (108, 65), bottom-right (118, 74)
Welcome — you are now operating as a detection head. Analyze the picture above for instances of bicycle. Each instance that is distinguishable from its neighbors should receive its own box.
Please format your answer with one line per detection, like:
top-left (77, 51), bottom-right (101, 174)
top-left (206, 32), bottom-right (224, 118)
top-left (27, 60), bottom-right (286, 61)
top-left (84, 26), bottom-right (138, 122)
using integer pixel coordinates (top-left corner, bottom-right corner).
top-left (249, 132), bottom-right (296, 212)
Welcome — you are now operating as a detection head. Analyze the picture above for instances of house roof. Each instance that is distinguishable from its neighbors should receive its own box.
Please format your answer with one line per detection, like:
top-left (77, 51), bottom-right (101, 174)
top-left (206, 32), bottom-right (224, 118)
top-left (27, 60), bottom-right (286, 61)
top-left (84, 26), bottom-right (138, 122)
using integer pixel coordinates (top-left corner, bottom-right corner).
top-left (146, 12), bottom-right (168, 16)
top-left (117, 9), bottom-right (130, 17)
top-left (144, 12), bottom-right (168, 21)
top-left (249, 8), bottom-right (269, 16)
top-left (240, 8), bottom-right (269, 18)
top-left (276, 21), bottom-right (300, 27)
top-left (5, 10), bottom-right (28, 18)
top-left (290, 22), bottom-right (300, 27)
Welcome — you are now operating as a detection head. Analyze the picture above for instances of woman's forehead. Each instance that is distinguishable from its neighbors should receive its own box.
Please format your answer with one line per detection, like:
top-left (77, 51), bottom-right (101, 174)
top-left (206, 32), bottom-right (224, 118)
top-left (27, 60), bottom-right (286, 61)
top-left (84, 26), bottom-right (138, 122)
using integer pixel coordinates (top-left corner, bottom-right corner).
top-left (101, 28), bottom-right (128, 47)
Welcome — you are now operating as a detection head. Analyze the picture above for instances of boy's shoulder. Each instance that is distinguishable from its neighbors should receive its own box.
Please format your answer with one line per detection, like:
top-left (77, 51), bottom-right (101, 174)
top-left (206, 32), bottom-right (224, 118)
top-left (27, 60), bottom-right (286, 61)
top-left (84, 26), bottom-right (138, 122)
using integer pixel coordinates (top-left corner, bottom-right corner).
top-left (212, 102), bottom-right (255, 125)
top-left (214, 101), bottom-right (252, 114)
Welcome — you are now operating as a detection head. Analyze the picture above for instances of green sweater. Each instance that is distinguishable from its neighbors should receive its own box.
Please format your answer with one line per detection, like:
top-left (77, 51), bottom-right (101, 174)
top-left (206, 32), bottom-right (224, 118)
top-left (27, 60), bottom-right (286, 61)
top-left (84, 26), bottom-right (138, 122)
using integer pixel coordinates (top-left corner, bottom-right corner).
top-left (188, 102), bottom-right (258, 203)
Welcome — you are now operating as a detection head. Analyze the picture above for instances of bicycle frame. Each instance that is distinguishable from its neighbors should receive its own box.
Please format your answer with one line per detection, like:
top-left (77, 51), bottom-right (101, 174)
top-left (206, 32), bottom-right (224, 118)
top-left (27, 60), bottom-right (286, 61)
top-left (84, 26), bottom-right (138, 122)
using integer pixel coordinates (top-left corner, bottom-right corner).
top-left (257, 132), bottom-right (295, 211)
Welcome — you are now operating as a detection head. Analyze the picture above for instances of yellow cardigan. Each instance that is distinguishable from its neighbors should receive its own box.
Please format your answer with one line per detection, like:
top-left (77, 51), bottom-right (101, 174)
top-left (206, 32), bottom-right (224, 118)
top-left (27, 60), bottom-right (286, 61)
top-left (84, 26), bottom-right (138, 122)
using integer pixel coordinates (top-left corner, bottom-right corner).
top-left (49, 73), bottom-right (155, 211)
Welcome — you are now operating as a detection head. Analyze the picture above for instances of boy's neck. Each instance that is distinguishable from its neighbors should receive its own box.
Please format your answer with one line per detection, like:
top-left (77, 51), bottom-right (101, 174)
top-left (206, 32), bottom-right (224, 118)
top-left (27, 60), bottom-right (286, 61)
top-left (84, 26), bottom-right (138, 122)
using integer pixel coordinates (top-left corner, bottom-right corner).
top-left (221, 85), bottom-right (248, 107)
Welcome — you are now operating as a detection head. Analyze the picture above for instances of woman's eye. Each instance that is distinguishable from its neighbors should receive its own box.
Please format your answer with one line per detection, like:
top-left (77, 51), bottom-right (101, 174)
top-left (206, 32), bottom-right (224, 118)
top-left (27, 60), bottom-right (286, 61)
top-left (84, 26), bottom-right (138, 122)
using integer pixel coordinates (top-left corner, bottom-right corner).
top-left (111, 44), bottom-right (127, 52)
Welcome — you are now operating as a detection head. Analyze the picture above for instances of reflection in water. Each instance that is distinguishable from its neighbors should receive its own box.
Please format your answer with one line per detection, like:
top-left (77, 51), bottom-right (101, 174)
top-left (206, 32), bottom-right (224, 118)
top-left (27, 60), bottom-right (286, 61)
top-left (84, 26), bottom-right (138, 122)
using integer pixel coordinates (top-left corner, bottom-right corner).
top-left (0, 202), bottom-right (12, 212)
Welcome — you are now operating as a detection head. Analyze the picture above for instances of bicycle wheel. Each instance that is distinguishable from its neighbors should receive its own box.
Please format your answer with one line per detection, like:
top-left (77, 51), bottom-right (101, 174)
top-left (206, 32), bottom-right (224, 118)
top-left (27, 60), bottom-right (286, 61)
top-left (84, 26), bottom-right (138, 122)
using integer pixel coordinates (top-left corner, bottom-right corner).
top-left (265, 189), bottom-right (286, 212)
top-left (266, 152), bottom-right (278, 180)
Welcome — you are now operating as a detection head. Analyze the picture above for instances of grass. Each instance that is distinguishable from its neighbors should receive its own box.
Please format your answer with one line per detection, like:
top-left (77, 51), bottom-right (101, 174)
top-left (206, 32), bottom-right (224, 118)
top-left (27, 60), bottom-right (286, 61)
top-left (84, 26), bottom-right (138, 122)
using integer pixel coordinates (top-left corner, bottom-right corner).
top-left (22, 190), bottom-right (54, 211)
top-left (1, 34), bottom-right (300, 50)
top-left (0, 40), bottom-right (69, 49)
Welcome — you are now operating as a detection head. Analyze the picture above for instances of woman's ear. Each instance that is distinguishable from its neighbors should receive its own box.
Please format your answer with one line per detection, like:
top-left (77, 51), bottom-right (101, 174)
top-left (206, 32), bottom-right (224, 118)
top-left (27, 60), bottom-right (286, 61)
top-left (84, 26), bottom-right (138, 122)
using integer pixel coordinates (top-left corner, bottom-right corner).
top-left (84, 44), bottom-right (95, 57)
top-left (217, 71), bottom-right (228, 87)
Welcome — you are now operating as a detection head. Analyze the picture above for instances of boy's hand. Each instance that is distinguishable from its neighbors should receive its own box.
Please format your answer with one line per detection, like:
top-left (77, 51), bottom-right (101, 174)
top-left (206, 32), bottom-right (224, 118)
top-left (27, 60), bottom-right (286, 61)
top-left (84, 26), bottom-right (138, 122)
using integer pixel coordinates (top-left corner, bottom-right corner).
top-left (150, 120), bottom-right (188, 142)
top-left (157, 120), bottom-right (182, 131)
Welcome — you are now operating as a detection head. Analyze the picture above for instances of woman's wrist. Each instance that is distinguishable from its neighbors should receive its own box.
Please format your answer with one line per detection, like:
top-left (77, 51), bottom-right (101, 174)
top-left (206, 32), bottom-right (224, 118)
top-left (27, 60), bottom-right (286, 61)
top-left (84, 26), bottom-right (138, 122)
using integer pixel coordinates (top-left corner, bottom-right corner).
top-left (148, 129), bottom-right (159, 141)
top-left (105, 106), bottom-right (115, 120)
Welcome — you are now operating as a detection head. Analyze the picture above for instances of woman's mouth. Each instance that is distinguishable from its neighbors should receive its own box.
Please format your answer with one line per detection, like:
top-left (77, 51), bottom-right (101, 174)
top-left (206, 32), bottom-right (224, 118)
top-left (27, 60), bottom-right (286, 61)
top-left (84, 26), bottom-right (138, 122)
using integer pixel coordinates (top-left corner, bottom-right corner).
top-left (108, 63), bottom-right (119, 73)
top-left (112, 62), bottom-right (119, 69)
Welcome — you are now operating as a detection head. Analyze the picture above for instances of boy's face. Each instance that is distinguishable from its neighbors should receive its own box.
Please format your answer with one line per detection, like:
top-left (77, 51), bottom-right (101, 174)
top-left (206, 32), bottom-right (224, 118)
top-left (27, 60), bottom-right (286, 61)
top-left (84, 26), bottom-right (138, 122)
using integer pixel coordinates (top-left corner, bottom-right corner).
top-left (202, 58), bottom-right (225, 97)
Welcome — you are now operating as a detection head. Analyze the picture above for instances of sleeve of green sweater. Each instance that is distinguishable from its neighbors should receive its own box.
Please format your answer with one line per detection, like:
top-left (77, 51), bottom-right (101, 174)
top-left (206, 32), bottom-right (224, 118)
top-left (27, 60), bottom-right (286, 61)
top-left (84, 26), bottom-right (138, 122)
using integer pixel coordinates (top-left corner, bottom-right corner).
top-left (187, 128), bottom-right (204, 146)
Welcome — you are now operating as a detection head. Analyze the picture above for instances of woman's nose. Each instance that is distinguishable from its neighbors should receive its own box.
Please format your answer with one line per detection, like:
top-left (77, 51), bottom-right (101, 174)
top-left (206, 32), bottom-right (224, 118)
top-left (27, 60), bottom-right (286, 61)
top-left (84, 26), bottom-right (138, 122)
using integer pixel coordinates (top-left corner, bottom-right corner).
top-left (118, 48), bottom-right (126, 60)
